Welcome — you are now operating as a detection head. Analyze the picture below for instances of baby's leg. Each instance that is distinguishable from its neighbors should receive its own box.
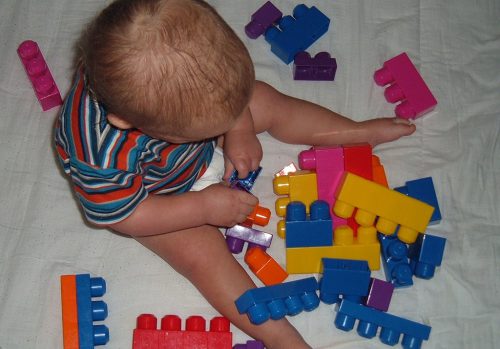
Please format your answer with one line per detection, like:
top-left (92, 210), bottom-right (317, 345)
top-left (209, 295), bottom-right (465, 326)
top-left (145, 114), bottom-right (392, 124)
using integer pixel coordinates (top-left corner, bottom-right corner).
top-left (249, 81), bottom-right (415, 147)
top-left (135, 226), bottom-right (311, 349)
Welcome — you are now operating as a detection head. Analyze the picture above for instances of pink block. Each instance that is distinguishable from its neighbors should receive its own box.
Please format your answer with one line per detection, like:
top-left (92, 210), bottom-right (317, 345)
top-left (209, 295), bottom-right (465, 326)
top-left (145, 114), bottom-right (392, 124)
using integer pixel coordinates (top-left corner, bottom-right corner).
top-left (17, 40), bottom-right (62, 111)
top-left (374, 52), bottom-right (437, 119)
top-left (298, 146), bottom-right (346, 227)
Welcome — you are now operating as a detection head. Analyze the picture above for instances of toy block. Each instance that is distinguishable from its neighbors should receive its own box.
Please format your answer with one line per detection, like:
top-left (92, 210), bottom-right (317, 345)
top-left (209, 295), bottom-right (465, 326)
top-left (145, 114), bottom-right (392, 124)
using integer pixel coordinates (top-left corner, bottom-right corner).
top-left (335, 299), bottom-right (431, 348)
top-left (334, 172), bottom-right (434, 244)
top-left (364, 278), bottom-right (394, 312)
top-left (374, 52), bottom-right (437, 119)
top-left (60, 274), bottom-right (109, 349)
top-left (233, 340), bottom-right (265, 349)
top-left (284, 200), bottom-right (333, 247)
top-left (395, 177), bottom-right (441, 224)
top-left (372, 155), bottom-right (389, 187)
top-left (245, 1), bottom-right (283, 39)
top-left (133, 314), bottom-right (232, 349)
top-left (273, 170), bottom-right (318, 216)
top-left (274, 162), bottom-right (297, 177)
top-left (286, 226), bottom-right (380, 273)
top-left (343, 144), bottom-right (373, 180)
top-left (243, 204), bottom-right (271, 228)
top-left (264, 4), bottom-right (330, 64)
top-left (245, 247), bottom-right (288, 286)
top-left (408, 233), bottom-right (446, 280)
top-left (319, 258), bottom-right (371, 305)
top-left (293, 51), bottom-right (337, 81)
top-left (379, 234), bottom-right (413, 288)
top-left (17, 40), bottom-right (62, 111)
top-left (225, 225), bottom-right (273, 254)
top-left (235, 277), bottom-right (320, 325)
top-left (229, 167), bottom-right (263, 192)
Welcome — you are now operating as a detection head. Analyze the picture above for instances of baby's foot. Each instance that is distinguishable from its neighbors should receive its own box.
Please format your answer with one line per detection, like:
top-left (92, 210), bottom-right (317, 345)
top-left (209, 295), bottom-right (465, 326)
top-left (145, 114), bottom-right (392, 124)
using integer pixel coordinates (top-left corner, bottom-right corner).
top-left (360, 117), bottom-right (416, 146)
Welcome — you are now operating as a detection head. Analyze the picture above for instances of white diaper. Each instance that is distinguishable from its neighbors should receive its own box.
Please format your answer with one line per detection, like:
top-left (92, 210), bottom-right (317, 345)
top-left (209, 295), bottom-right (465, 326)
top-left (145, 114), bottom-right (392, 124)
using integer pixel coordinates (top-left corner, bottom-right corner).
top-left (190, 147), bottom-right (225, 191)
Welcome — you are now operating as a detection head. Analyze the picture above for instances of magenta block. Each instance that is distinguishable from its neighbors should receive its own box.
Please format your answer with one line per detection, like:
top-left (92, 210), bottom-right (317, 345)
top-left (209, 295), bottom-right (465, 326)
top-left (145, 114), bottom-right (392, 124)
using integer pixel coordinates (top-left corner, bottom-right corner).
top-left (245, 1), bottom-right (283, 39)
top-left (364, 278), bottom-right (394, 312)
top-left (17, 40), bottom-right (62, 111)
top-left (374, 52), bottom-right (437, 119)
top-left (293, 52), bottom-right (337, 81)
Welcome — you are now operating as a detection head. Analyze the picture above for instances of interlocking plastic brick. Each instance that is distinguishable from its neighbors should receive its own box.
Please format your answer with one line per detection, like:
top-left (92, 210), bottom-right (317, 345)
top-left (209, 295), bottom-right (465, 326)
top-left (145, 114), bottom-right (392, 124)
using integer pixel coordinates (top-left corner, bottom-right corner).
top-left (245, 1), bottom-right (283, 39)
top-left (379, 234), bottom-right (413, 288)
top-left (133, 314), bottom-right (232, 349)
top-left (372, 155), bottom-right (389, 187)
top-left (17, 40), bottom-right (62, 111)
top-left (319, 258), bottom-right (371, 305)
top-left (235, 277), bottom-right (319, 325)
top-left (408, 233), bottom-right (446, 280)
top-left (364, 278), bottom-right (394, 312)
top-left (265, 4), bottom-right (330, 64)
top-left (335, 299), bottom-right (431, 349)
top-left (229, 167), bottom-right (263, 192)
top-left (374, 52), bottom-right (437, 119)
top-left (225, 225), bottom-right (273, 254)
top-left (334, 172), bottom-right (434, 244)
top-left (293, 51), bottom-right (337, 81)
top-left (284, 200), bottom-right (333, 247)
top-left (395, 177), bottom-right (441, 224)
top-left (245, 247), bottom-right (288, 286)
top-left (233, 340), bottom-right (265, 349)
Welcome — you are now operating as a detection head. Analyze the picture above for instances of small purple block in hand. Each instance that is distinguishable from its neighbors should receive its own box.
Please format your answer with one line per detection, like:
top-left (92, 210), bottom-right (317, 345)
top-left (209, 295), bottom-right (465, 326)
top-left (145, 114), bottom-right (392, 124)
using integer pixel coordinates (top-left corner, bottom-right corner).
top-left (245, 1), bottom-right (282, 39)
top-left (293, 51), bottom-right (337, 81)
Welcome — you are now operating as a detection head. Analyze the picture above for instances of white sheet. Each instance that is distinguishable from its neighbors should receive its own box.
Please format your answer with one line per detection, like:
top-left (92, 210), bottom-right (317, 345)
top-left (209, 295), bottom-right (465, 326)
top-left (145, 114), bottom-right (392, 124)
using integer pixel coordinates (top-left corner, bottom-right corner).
top-left (1, 0), bottom-right (499, 348)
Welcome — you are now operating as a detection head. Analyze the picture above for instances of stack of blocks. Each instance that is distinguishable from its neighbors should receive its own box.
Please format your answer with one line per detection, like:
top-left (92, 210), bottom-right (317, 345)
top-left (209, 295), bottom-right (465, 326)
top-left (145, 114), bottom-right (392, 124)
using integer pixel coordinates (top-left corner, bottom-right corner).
top-left (60, 274), bottom-right (109, 349)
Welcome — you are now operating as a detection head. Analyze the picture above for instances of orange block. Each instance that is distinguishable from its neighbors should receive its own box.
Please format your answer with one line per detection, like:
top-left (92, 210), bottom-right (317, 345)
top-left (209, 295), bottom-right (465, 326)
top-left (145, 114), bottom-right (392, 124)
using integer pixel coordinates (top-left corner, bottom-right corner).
top-left (245, 247), bottom-right (288, 285)
top-left (60, 275), bottom-right (80, 349)
top-left (372, 155), bottom-right (389, 187)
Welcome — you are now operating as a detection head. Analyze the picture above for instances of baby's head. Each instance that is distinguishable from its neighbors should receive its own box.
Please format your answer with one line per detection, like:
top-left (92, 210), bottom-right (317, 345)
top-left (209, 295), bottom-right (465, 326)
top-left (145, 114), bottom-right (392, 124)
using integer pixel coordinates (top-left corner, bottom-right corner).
top-left (79, 0), bottom-right (255, 142)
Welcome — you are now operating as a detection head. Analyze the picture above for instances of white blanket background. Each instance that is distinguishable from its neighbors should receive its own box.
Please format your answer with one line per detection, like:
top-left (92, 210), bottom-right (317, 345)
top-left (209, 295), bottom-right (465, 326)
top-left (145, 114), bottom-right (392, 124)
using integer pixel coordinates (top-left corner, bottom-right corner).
top-left (1, 0), bottom-right (499, 348)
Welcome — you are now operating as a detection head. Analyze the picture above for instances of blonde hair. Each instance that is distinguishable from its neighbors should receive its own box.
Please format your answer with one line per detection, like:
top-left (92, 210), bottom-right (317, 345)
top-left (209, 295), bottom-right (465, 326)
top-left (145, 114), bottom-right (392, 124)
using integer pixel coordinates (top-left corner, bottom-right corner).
top-left (79, 0), bottom-right (255, 137)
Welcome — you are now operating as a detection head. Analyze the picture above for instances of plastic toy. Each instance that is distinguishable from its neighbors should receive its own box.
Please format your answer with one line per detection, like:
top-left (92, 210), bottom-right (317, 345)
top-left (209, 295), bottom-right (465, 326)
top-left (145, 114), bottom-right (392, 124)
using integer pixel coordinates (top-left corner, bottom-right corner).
top-left (374, 52), bottom-right (437, 119)
top-left (274, 163), bottom-right (297, 177)
top-left (60, 274), bottom-right (109, 349)
top-left (334, 172), bottom-right (434, 244)
top-left (243, 205), bottom-right (271, 228)
top-left (133, 314), bottom-right (232, 349)
top-left (283, 200), bottom-right (333, 247)
top-left (235, 277), bottom-right (320, 325)
top-left (379, 233), bottom-right (413, 288)
top-left (319, 258), bottom-right (371, 305)
top-left (395, 177), bottom-right (441, 224)
top-left (17, 40), bottom-right (63, 111)
top-left (286, 225), bottom-right (380, 273)
top-left (245, 1), bottom-right (283, 39)
top-left (372, 155), bottom-right (389, 187)
top-left (233, 340), bottom-right (265, 349)
top-left (293, 51), bottom-right (337, 81)
top-left (343, 144), bottom-right (373, 181)
top-left (364, 278), bottom-right (394, 312)
top-left (225, 225), bottom-right (273, 254)
top-left (273, 170), bottom-right (318, 217)
top-left (264, 4), bottom-right (330, 64)
top-left (245, 247), bottom-right (288, 286)
top-left (335, 299), bottom-right (431, 349)
top-left (228, 167), bottom-right (263, 192)
top-left (408, 233), bottom-right (446, 279)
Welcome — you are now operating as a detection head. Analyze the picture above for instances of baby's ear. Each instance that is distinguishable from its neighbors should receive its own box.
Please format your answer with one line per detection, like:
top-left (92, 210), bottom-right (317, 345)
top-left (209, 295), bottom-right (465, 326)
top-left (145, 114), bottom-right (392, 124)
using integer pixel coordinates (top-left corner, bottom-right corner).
top-left (107, 113), bottom-right (133, 130)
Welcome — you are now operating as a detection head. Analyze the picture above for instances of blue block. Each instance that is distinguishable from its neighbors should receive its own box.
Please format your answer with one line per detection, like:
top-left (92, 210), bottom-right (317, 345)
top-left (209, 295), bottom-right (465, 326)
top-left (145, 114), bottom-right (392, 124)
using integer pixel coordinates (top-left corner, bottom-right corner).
top-left (265, 4), bottom-right (330, 64)
top-left (285, 200), bottom-right (333, 248)
top-left (408, 233), bottom-right (446, 279)
top-left (335, 299), bottom-right (431, 349)
top-left (235, 277), bottom-right (319, 325)
top-left (75, 274), bottom-right (109, 348)
top-left (378, 234), bottom-right (413, 288)
top-left (229, 166), bottom-right (262, 192)
top-left (319, 258), bottom-right (371, 304)
top-left (395, 177), bottom-right (441, 224)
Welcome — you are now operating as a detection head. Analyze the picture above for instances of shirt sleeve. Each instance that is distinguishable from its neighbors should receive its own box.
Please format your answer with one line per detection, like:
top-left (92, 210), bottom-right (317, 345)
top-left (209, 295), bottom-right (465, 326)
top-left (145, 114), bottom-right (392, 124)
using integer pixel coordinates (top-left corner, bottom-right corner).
top-left (68, 157), bottom-right (148, 225)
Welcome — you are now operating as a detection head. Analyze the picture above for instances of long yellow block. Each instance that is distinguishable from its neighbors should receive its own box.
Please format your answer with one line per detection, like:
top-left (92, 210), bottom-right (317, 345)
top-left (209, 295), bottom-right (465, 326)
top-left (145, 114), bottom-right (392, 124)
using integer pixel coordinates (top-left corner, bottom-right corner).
top-left (334, 172), bottom-right (434, 243)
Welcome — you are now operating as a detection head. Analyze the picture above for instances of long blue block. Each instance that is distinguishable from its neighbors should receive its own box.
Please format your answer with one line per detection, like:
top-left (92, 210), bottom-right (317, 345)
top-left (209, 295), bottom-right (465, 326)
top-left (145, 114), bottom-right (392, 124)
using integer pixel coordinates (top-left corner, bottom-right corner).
top-left (379, 234), bottom-right (413, 288)
top-left (235, 277), bottom-right (319, 325)
top-left (408, 233), bottom-right (446, 279)
top-left (319, 258), bottom-right (371, 304)
top-left (265, 4), bottom-right (330, 64)
top-left (335, 299), bottom-right (431, 349)
top-left (75, 274), bottom-right (109, 348)
top-left (395, 177), bottom-right (441, 224)
top-left (285, 200), bottom-right (333, 248)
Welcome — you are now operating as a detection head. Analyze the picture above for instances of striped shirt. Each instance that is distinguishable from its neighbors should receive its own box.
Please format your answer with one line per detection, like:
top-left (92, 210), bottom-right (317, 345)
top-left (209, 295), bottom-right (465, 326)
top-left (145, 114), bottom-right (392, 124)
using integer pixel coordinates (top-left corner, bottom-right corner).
top-left (54, 71), bottom-right (216, 225)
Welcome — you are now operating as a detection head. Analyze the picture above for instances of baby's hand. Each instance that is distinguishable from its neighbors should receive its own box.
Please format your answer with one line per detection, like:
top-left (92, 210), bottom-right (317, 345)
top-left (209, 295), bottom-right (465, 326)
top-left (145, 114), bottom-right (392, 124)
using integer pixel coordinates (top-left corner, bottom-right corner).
top-left (223, 130), bottom-right (263, 180)
top-left (199, 183), bottom-right (258, 227)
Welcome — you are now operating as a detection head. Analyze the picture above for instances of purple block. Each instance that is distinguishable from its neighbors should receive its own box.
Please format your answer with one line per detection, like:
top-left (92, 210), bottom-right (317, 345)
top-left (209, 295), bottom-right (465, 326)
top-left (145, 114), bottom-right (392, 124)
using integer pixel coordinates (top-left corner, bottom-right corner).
top-left (233, 340), bottom-right (266, 349)
top-left (245, 1), bottom-right (283, 39)
top-left (364, 278), bottom-right (394, 312)
top-left (225, 225), bottom-right (273, 254)
top-left (293, 51), bottom-right (337, 81)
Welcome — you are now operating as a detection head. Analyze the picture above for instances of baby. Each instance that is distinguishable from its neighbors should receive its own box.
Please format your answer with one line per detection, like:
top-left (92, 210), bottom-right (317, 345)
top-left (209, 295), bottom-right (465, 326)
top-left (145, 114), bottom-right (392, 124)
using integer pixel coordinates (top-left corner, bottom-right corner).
top-left (54, 0), bottom-right (415, 347)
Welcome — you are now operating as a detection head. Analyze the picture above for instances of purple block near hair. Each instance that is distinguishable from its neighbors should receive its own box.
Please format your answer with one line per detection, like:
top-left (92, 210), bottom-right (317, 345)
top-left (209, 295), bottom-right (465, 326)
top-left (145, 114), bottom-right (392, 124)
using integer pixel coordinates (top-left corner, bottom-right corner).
top-left (225, 225), bottom-right (273, 252)
top-left (293, 51), bottom-right (337, 81)
top-left (245, 1), bottom-right (283, 39)
top-left (233, 339), bottom-right (266, 349)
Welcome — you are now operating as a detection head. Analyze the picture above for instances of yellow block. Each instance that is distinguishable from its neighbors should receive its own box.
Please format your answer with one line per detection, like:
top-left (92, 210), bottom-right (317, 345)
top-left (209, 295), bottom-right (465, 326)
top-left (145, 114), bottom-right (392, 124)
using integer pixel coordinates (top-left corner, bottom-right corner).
top-left (273, 170), bottom-right (318, 217)
top-left (334, 172), bottom-right (434, 243)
